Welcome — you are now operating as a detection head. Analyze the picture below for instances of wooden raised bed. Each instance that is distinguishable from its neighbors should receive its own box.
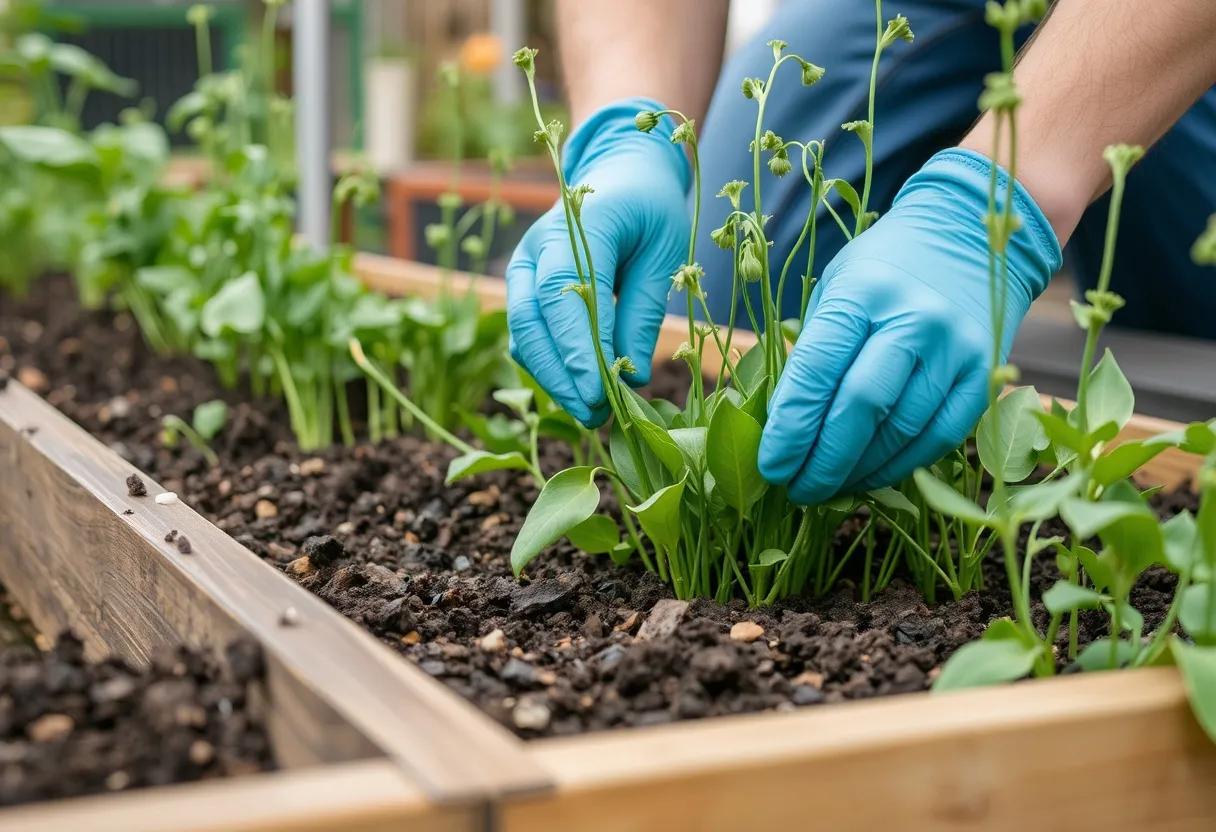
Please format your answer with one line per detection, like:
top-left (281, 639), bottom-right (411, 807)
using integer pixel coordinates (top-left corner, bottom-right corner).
top-left (0, 378), bottom-right (545, 829)
top-left (353, 253), bottom-right (1216, 831)
top-left (2, 254), bottom-right (1212, 829)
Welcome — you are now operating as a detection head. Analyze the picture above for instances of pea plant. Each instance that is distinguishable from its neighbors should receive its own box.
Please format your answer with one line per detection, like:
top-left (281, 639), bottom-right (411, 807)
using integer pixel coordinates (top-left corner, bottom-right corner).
top-left (899, 0), bottom-right (1215, 741)
top-left (500, 1), bottom-right (931, 605)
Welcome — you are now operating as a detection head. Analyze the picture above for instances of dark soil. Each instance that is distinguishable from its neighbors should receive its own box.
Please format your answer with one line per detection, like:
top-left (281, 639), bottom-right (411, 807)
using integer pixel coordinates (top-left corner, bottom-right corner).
top-left (0, 276), bottom-right (1191, 739)
top-left (0, 632), bottom-right (273, 806)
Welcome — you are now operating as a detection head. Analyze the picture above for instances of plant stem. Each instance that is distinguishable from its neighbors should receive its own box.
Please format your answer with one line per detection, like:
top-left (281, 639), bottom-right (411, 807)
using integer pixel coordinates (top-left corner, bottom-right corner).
top-left (350, 338), bottom-right (475, 454)
top-left (856, 0), bottom-right (883, 236)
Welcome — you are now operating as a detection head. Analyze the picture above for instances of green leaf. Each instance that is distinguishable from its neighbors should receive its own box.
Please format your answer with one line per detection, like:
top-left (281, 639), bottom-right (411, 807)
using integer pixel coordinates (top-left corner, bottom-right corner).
top-left (977, 386), bottom-right (1048, 483)
top-left (706, 397), bottom-right (765, 512)
top-left (609, 540), bottom-right (635, 566)
top-left (867, 486), bottom-right (919, 519)
top-left (510, 466), bottom-right (602, 576)
top-left (932, 620), bottom-right (1040, 691)
top-left (135, 266), bottom-right (195, 295)
top-left (445, 450), bottom-right (531, 485)
top-left (0, 125), bottom-right (96, 168)
top-left (1090, 440), bottom-right (1166, 487)
top-left (492, 387), bottom-right (534, 417)
top-left (1161, 511), bottom-right (1199, 573)
top-left (610, 421), bottom-right (662, 499)
top-left (628, 477), bottom-right (687, 553)
top-left (1034, 408), bottom-right (1085, 462)
top-left (1171, 639), bottom-right (1216, 741)
top-left (1182, 422), bottom-right (1216, 455)
top-left (756, 548), bottom-right (789, 567)
top-left (828, 178), bottom-right (862, 221)
top-left (650, 399), bottom-right (682, 427)
top-left (191, 400), bottom-right (228, 441)
top-left (1042, 581), bottom-right (1104, 614)
top-left (566, 514), bottom-right (621, 555)
top-left (200, 272), bottom-right (264, 337)
top-left (1075, 546), bottom-right (1113, 593)
top-left (669, 427), bottom-right (707, 469)
top-left (1083, 349), bottom-right (1134, 432)
top-left (1179, 584), bottom-right (1216, 641)
top-left (1005, 474), bottom-right (1080, 522)
top-left (1076, 638), bottom-right (1134, 672)
top-left (633, 419), bottom-right (686, 477)
top-left (731, 341), bottom-right (767, 395)
top-left (912, 469), bottom-right (994, 527)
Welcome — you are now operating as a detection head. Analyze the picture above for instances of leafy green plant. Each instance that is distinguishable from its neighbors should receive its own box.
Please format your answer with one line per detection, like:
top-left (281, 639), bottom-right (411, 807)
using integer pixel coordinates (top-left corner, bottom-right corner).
top-left (897, 0), bottom-right (1215, 741)
top-left (502, 5), bottom-right (932, 605)
top-left (346, 63), bottom-right (516, 441)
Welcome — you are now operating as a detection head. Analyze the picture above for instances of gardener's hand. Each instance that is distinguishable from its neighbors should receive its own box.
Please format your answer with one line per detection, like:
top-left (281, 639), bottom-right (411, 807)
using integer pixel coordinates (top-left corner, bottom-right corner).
top-left (506, 98), bottom-right (690, 427)
top-left (759, 149), bottom-right (1063, 505)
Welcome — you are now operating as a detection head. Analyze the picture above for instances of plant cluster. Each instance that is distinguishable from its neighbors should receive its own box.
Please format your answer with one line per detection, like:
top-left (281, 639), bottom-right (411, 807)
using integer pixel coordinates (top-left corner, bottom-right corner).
top-left (417, 0), bottom-right (1213, 736)
top-left (0, 4), bottom-right (515, 451)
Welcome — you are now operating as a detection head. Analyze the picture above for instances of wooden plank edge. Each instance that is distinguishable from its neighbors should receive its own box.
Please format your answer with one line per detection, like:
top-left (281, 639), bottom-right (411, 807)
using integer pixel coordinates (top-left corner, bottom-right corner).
top-left (0, 760), bottom-right (479, 832)
top-left (504, 667), bottom-right (1216, 831)
top-left (0, 381), bottom-right (548, 803)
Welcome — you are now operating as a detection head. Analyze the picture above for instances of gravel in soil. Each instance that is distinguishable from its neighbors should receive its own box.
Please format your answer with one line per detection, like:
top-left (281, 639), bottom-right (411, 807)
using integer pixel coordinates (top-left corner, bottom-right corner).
top-left (0, 632), bottom-right (274, 806)
top-left (0, 277), bottom-right (1190, 739)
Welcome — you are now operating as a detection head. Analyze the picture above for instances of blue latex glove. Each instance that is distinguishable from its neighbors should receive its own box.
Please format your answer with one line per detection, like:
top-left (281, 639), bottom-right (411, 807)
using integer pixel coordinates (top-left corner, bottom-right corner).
top-left (506, 98), bottom-right (691, 426)
top-left (759, 148), bottom-right (1063, 505)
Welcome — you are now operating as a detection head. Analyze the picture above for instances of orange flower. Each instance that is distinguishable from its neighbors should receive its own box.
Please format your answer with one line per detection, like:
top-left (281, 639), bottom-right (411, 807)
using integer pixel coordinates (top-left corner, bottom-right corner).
top-left (460, 33), bottom-right (502, 75)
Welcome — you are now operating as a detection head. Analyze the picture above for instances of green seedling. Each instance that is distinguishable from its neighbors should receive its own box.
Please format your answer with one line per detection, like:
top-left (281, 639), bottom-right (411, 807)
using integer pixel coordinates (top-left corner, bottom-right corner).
top-left (161, 399), bottom-right (228, 465)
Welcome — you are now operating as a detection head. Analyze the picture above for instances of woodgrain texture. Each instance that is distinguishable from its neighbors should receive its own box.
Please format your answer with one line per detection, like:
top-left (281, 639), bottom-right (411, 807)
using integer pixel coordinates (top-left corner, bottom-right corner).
top-left (0, 381), bottom-right (548, 802)
top-left (0, 761), bottom-right (477, 832)
top-left (504, 668), bottom-right (1216, 832)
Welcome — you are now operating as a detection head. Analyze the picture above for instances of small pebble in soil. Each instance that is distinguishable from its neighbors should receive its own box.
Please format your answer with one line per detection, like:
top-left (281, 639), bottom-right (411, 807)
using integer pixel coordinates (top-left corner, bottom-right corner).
top-left (512, 697), bottom-right (552, 732)
top-left (175, 535), bottom-right (192, 555)
top-left (279, 606), bottom-right (301, 627)
top-left (16, 365), bottom-right (48, 392)
top-left (286, 555), bottom-right (314, 576)
top-left (125, 474), bottom-right (147, 497)
top-left (478, 628), bottom-right (507, 653)
top-left (254, 499), bottom-right (278, 519)
top-left (27, 713), bottom-right (74, 743)
top-left (400, 630), bottom-right (421, 645)
top-left (730, 621), bottom-right (765, 643)
top-left (453, 555), bottom-right (472, 572)
top-left (637, 599), bottom-right (689, 641)
top-left (791, 685), bottom-right (826, 706)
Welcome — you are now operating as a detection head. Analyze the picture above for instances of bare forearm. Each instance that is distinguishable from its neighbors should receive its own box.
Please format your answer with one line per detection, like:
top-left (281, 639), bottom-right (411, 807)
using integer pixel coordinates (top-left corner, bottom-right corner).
top-left (961, 0), bottom-right (1216, 244)
top-left (557, 0), bottom-right (728, 128)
